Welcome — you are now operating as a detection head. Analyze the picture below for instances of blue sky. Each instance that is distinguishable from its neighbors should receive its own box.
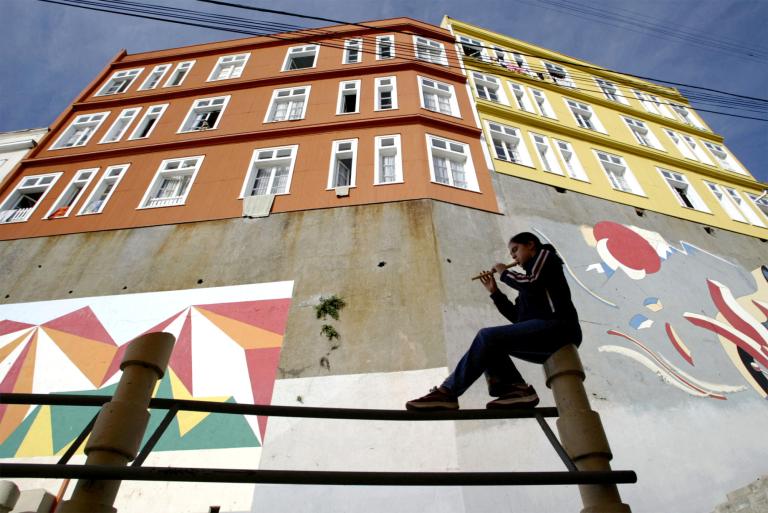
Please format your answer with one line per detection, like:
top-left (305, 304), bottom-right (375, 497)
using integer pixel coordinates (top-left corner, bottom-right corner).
top-left (1, 0), bottom-right (766, 183)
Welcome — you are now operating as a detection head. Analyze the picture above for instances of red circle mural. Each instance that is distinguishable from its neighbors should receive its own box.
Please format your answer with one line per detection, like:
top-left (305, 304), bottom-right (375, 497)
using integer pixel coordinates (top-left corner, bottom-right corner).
top-left (594, 221), bottom-right (661, 274)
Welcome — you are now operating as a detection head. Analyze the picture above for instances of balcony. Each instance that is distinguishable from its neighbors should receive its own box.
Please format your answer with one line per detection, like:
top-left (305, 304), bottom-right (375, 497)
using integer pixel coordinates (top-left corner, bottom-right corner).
top-left (0, 208), bottom-right (33, 224)
top-left (144, 196), bottom-right (184, 208)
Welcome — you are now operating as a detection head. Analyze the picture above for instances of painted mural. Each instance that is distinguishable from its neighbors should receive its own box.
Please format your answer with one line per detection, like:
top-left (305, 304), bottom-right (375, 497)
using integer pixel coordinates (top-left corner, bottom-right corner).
top-left (0, 281), bottom-right (293, 459)
top-left (536, 221), bottom-right (767, 401)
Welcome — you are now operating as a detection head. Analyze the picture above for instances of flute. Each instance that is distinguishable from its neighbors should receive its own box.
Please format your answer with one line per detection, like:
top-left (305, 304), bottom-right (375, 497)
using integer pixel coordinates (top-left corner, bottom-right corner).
top-left (471, 263), bottom-right (516, 281)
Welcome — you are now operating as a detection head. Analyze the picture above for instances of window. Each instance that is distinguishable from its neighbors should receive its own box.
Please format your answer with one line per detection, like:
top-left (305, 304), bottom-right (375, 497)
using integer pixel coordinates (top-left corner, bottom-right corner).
top-left (418, 77), bottom-right (459, 116)
top-left (337, 80), bottom-right (360, 114)
top-left (0, 173), bottom-right (60, 223)
top-left (663, 129), bottom-right (696, 160)
top-left (472, 72), bottom-right (507, 104)
top-left (179, 96), bottom-right (229, 132)
top-left (530, 89), bottom-right (557, 119)
top-left (623, 117), bottom-right (663, 150)
top-left (376, 35), bottom-right (395, 60)
top-left (508, 82), bottom-right (533, 112)
top-left (265, 86), bottom-right (310, 122)
top-left (328, 139), bottom-right (358, 189)
top-left (208, 53), bottom-right (249, 81)
top-left (486, 122), bottom-right (533, 167)
top-left (427, 135), bottom-right (478, 191)
top-left (164, 61), bottom-right (194, 87)
top-left (595, 78), bottom-right (627, 104)
top-left (51, 112), bottom-right (109, 149)
top-left (457, 35), bottom-right (484, 59)
top-left (529, 133), bottom-right (562, 175)
top-left (705, 182), bottom-right (748, 222)
top-left (96, 68), bottom-right (142, 96)
top-left (649, 94), bottom-right (675, 118)
top-left (240, 146), bottom-right (297, 197)
top-left (413, 36), bottom-right (447, 65)
top-left (100, 108), bottom-right (141, 143)
top-left (670, 104), bottom-right (705, 130)
top-left (682, 135), bottom-right (714, 165)
top-left (139, 64), bottom-right (171, 91)
top-left (502, 51), bottom-right (534, 77)
top-left (595, 150), bottom-right (644, 195)
top-left (491, 46), bottom-right (507, 64)
top-left (633, 90), bottom-right (659, 115)
top-left (374, 135), bottom-right (404, 184)
top-left (747, 192), bottom-right (768, 221)
top-left (128, 104), bottom-right (168, 140)
top-left (282, 45), bottom-right (319, 70)
top-left (702, 142), bottom-right (746, 174)
top-left (140, 156), bottom-right (203, 208)
top-left (566, 100), bottom-right (605, 132)
top-left (543, 62), bottom-right (575, 88)
top-left (554, 140), bottom-right (589, 181)
top-left (45, 168), bottom-right (97, 219)
top-left (723, 186), bottom-right (765, 226)
top-left (658, 169), bottom-right (708, 211)
top-left (375, 76), bottom-right (398, 111)
top-left (78, 164), bottom-right (128, 215)
top-left (343, 39), bottom-right (362, 64)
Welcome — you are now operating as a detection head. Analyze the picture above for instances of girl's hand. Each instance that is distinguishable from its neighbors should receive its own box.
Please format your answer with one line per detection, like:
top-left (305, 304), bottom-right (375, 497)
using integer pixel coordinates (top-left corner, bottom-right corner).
top-left (493, 262), bottom-right (509, 274)
top-left (479, 273), bottom-right (498, 293)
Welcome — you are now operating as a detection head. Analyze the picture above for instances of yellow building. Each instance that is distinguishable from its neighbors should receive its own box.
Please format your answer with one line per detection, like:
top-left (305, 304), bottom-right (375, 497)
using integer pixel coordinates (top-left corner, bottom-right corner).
top-left (442, 17), bottom-right (768, 240)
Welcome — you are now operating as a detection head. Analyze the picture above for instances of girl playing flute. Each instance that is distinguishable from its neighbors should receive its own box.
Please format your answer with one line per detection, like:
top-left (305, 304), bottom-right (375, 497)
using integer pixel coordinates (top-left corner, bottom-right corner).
top-left (406, 232), bottom-right (582, 410)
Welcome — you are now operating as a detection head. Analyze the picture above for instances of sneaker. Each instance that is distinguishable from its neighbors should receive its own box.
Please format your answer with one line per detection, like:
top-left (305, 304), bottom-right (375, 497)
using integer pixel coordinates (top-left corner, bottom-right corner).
top-left (405, 386), bottom-right (459, 411)
top-left (488, 381), bottom-right (528, 398)
top-left (486, 385), bottom-right (539, 409)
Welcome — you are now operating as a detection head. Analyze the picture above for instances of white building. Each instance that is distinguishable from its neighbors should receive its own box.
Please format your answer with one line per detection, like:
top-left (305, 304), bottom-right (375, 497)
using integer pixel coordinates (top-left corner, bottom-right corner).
top-left (0, 128), bottom-right (48, 186)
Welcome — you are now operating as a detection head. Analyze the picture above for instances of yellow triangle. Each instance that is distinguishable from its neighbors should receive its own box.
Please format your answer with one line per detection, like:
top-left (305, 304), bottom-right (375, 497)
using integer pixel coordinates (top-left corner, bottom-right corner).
top-left (16, 406), bottom-right (53, 457)
top-left (168, 369), bottom-right (229, 437)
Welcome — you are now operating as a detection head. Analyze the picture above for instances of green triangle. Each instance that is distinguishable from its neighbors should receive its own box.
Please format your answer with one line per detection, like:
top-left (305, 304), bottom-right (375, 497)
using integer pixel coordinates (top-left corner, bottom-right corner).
top-left (0, 405), bottom-right (42, 457)
top-left (50, 384), bottom-right (118, 454)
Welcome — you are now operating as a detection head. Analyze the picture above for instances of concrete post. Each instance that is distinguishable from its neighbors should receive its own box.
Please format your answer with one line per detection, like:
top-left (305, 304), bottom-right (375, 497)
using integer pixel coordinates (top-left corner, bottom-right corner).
top-left (57, 332), bottom-right (175, 513)
top-left (543, 344), bottom-right (632, 513)
top-left (0, 481), bottom-right (20, 513)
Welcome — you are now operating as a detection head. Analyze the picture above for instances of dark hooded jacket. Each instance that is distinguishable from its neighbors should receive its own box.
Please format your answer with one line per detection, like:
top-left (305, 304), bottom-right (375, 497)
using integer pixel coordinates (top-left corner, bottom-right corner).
top-left (489, 244), bottom-right (580, 326)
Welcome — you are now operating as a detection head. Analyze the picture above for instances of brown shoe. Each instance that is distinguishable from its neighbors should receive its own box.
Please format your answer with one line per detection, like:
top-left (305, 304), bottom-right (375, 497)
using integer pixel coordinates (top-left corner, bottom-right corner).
top-left (486, 385), bottom-right (539, 409)
top-left (406, 386), bottom-right (459, 411)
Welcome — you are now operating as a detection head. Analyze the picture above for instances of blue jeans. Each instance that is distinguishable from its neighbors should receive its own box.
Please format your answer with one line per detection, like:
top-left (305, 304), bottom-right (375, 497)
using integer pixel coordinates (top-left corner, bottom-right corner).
top-left (442, 319), bottom-right (582, 396)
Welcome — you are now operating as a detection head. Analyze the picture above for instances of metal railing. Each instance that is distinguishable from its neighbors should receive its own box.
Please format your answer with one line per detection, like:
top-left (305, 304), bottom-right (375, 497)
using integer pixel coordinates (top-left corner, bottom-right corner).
top-left (0, 207), bottom-right (33, 223)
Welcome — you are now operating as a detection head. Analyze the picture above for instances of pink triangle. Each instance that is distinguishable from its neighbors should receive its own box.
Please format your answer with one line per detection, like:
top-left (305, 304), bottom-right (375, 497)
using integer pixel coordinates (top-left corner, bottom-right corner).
top-left (0, 331), bottom-right (35, 421)
top-left (244, 347), bottom-right (282, 443)
top-left (168, 311), bottom-right (194, 394)
top-left (42, 307), bottom-right (115, 346)
top-left (0, 320), bottom-right (35, 337)
top-left (196, 299), bottom-right (292, 335)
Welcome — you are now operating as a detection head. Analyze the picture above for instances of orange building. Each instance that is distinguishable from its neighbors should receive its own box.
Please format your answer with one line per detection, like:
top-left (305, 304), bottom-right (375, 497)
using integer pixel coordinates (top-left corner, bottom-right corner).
top-left (0, 18), bottom-right (498, 240)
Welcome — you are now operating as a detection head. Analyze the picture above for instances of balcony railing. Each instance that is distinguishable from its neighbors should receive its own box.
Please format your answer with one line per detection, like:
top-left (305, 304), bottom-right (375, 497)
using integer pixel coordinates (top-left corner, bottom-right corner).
top-left (144, 196), bottom-right (184, 208)
top-left (0, 207), bottom-right (33, 223)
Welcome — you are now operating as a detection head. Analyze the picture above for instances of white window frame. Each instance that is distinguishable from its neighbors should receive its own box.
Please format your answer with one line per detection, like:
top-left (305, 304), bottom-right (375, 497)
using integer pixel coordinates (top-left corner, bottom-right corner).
top-left (99, 107), bottom-right (141, 144)
top-left (543, 61), bottom-right (575, 88)
top-left (746, 192), bottom-right (768, 223)
top-left (565, 99), bottom-right (606, 133)
top-left (374, 135), bottom-right (404, 185)
top-left (594, 150), bottom-right (645, 196)
top-left (78, 164), bottom-right (129, 215)
top-left (343, 39), bottom-right (363, 64)
top-left (682, 135), bottom-right (714, 165)
top-left (502, 51), bottom-right (535, 77)
top-left (164, 61), bottom-right (195, 87)
top-left (508, 81), bottom-right (534, 113)
top-left (633, 90), bottom-right (659, 115)
top-left (139, 64), bottom-right (171, 91)
top-left (178, 96), bottom-right (230, 133)
top-left (702, 142), bottom-right (747, 175)
top-left (671, 103), bottom-right (706, 130)
top-left (50, 112), bottom-right (110, 150)
top-left (705, 182), bottom-right (748, 223)
top-left (413, 36), bottom-right (448, 66)
top-left (327, 139), bottom-right (358, 190)
top-left (376, 35), bottom-right (395, 60)
top-left (622, 116), bottom-right (664, 150)
top-left (282, 45), bottom-right (319, 71)
top-left (658, 168), bottom-right (709, 212)
top-left (649, 94), bottom-right (675, 118)
top-left (663, 129), bottom-right (696, 160)
top-left (44, 168), bottom-right (98, 219)
top-left (426, 134), bottom-right (479, 192)
top-left (418, 76), bottom-right (460, 117)
top-left (486, 121), bottom-right (533, 168)
top-left (239, 145), bottom-right (298, 198)
top-left (595, 78), bottom-right (627, 104)
top-left (138, 156), bottom-right (204, 209)
top-left (529, 88), bottom-right (557, 119)
top-left (0, 173), bottom-right (61, 224)
top-left (472, 72), bottom-right (508, 104)
top-left (207, 53), bottom-right (250, 81)
top-left (723, 186), bottom-right (765, 226)
top-left (529, 132), bottom-right (563, 175)
top-left (96, 68), bottom-right (143, 96)
top-left (265, 86), bottom-right (311, 123)
top-left (128, 104), bottom-right (168, 140)
top-left (554, 139), bottom-right (589, 181)
top-left (336, 80), bottom-right (361, 115)
top-left (375, 76), bottom-right (398, 111)
top-left (457, 35), bottom-right (485, 59)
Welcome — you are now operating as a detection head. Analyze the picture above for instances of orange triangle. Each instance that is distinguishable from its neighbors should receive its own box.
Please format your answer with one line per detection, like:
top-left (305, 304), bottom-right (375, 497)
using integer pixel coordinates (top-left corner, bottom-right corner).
top-left (41, 328), bottom-right (118, 386)
top-left (0, 334), bottom-right (37, 444)
top-left (0, 330), bottom-right (33, 364)
top-left (195, 308), bottom-right (283, 349)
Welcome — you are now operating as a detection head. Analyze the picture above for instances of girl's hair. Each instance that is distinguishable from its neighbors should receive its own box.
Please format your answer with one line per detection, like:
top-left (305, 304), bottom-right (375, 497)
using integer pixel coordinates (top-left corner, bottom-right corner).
top-left (509, 232), bottom-right (557, 254)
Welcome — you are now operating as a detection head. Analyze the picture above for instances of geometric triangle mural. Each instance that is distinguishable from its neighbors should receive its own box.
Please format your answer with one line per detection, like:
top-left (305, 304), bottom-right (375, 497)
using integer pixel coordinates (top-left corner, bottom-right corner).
top-left (0, 287), bottom-right (291, 458)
